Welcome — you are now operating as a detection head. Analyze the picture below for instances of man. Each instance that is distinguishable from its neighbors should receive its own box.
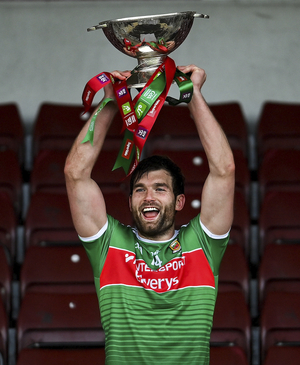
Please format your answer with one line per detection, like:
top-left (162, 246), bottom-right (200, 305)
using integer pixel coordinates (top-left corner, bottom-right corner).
top-left (64, 65), bottom-right (235, 364)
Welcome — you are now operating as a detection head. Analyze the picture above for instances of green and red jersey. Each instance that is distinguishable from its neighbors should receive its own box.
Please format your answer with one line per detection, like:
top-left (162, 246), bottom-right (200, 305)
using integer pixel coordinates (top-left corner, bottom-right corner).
top-left (81, 214), bottom-right (229, 365)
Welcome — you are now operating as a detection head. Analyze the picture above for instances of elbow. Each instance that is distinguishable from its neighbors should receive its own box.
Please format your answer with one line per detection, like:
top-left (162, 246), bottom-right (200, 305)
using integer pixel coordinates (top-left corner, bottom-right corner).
top-left (64, 154), bottom-right (89, 183)
top-left (217, 155), bottom-right (236, 180)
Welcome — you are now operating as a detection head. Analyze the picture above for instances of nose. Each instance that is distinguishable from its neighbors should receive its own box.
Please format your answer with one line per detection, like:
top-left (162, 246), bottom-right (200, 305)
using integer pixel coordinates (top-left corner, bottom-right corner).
top-left (144, 188), bottom-right (154, 202)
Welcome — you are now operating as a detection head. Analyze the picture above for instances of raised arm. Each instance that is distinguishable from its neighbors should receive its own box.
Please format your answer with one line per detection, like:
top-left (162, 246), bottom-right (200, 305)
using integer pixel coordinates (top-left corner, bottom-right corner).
top-left (64, 70), bottom-right (131, 238)
top-left (178, 65), bottom-right (235, 235)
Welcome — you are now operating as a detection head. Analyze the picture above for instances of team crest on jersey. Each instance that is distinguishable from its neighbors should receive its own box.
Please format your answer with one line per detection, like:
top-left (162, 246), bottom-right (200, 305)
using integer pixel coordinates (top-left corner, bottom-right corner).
top-left (169, 240), bottom-right (181, 253)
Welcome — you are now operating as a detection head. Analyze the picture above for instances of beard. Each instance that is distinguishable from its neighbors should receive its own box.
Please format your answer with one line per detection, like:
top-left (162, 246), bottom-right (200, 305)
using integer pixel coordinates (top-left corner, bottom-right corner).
top-left (131, 199), bottom-right (177, 240)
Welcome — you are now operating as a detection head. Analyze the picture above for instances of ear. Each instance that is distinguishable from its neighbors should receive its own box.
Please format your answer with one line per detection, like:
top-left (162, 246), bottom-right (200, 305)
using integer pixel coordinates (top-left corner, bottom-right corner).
top-left (175, 194), bottom-right (185, 212)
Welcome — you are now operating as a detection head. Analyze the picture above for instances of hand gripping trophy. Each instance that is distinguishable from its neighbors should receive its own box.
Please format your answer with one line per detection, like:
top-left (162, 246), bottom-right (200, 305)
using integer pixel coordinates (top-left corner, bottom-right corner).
top-left (81, 11), bottom-right (209, 175)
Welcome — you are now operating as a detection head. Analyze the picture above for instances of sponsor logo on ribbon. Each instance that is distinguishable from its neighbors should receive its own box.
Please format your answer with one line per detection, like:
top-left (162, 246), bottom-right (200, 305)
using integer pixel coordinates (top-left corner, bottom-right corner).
top-left (117, 86), bottom-right (128, 98)
top-left (122, 139), bottom-right (133, 159)
top-left (125, 114), bottom-right (137, 128)
top-left (122, 102), bottom-right (132, 116)
top-left (136, 101), bottom-right (147, 118)
top-left (136, 126), bottom-right (148, 139)
top-left (97, 73), bottom-right (110, 84)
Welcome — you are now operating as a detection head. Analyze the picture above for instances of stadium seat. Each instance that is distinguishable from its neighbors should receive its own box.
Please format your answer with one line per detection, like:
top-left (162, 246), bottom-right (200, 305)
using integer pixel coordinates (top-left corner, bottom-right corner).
top-left (258, 244), bottom-right (300, 308)
top-left (0, 191), bottom-right (17, 260)
top-left (17, 292), bottom-right (104, 352)
top-left (218, 244), bottom-right (250, 302)
top-left (0, 247), bottom-right (12, 313)
top-left (16, 348), bottom-right (106, 365)
top-left (0, 296), bottom-right (8, 365)
top-left (0, 103), bottom-right (24, 164)
top-left (147, 102), bottom-right (248, 156)
top-left (259, 149), bottom-right (300, 204)
top-left (20, 246), bottom-right (94, 298)
top-left (176, 190), bottom-right (250, 256)
top-left (211, 291), bottom-right (251, 362)
top-left (257, 101), bottom-right (300, 163)
top-left (25, 191), bottom-right (132, 248)
top-left (260, 291), bottom-right (300, 362)
top-left (31, 149), bottom-right (129, 195)
top-left (32, 102), bottom-right (124, 160)
top-left (259, 191), bottom-right (300, 255)
top-left (24, 192), bottom-right (79, 248)
top-left (150, 148), bottom-right (250, 204)
top-left (0, 150), bottom-right (23, 216)
top-left (210, 346), bottom-right (249, 365)
top-left (263, 346), bottom-right (300, 365)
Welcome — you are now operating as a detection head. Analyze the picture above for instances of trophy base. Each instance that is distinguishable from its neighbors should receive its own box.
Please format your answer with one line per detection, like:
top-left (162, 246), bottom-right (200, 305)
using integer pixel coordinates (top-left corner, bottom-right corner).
top-left (126, 55), bottom-right (166, 89)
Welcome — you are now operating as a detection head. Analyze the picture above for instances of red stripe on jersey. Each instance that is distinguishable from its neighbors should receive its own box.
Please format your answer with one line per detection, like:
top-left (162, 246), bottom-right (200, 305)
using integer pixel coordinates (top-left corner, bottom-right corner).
top-left (100, 246), bottom-right (215, 293)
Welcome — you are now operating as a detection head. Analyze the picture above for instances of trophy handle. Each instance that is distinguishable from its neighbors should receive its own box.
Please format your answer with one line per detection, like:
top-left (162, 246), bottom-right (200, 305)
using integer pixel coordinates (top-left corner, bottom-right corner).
top-left (194, 13), bottom-right (210, 19)
top-left (87, 24), bottom-right (107, 31)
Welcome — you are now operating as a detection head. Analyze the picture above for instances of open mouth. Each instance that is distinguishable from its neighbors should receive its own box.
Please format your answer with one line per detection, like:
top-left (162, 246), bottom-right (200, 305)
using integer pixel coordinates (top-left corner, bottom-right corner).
top-left (142, 207), bottom-right (160, 220)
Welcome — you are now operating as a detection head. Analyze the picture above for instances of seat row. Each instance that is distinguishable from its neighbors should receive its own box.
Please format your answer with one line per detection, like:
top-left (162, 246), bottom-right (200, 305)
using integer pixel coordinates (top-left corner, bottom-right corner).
top-left (2, 99), bottom-right (300, 165)
top-left (1, 261), bottom-right (300, 365)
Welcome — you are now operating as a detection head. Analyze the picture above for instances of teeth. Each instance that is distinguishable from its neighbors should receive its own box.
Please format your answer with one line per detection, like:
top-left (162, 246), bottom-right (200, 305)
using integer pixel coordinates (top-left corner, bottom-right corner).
top-left (143, 207), bottom-right (159, 212)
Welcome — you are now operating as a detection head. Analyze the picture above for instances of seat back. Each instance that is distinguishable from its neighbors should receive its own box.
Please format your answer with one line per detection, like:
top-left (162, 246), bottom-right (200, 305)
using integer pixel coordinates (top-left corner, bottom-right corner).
top-left (20, 246), bottom-right (94, 298)
top-left (261, 291), bottom-right (300, 362)
top-left (211, 291), bottom-right (251, 362)
top-left (17, 292), bottom-right (104, 352)
top-left (259, 191), bottom-right (300, 254)
top-left (257, 101), bottom-right (300, 163)
top-left (16, 348), bottom-right (106, 365)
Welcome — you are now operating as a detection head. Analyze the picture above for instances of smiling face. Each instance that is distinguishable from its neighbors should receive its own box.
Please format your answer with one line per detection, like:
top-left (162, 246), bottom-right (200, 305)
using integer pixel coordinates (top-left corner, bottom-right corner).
top-left (129, 169), bottom-right (185, 241)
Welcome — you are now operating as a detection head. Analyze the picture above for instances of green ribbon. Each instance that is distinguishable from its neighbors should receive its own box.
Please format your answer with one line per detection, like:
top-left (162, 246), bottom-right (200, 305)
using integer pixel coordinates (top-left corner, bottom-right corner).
top-left (81, 97), bottom-right (113, 146)
top-left (112, 72), bottom-right (167, 174)
top-left (166, 69), bottom-right (194, 105)
top-left (112, 129), bottom-right (135, 172)
top-left (134, 72), bottom-right (166, 121)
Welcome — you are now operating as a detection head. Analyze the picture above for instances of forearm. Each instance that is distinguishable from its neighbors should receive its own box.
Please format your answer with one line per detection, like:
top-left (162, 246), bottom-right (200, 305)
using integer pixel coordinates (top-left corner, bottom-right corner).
top-left (188, 89), bottom-right (235, 177)
top-left (65, 99), bottom-right (118, 182)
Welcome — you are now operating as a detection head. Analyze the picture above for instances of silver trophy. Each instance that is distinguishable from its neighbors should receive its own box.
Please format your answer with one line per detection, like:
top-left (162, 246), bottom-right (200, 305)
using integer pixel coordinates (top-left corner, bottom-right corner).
top-left (87, 11), bottom-right (209, 88)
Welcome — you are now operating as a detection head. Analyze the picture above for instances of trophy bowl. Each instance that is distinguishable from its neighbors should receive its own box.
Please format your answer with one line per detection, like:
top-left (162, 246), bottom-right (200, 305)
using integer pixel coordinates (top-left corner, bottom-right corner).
top-left (88, 11), bottom-right (209, 88)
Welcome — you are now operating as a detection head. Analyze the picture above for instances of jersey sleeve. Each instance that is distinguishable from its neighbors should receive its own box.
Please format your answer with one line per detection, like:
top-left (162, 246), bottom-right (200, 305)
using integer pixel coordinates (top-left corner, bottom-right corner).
top-left (79, 215), bottom-right (117, 278)
top-left (189, 215), bottom-right (229, 277)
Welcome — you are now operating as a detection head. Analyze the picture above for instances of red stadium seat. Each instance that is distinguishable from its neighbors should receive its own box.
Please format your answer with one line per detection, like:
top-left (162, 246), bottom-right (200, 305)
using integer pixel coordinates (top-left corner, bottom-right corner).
top-left (0, 296), bottom-right (8, 365)
top-left (259, 191), bottom-right (300, 255)
top-left (211, 291), bottom-right (251, 362)
top-left (17, 348), bottom-right (106, 365)
top-left (176, 191), bottom-right (250, 256)
top-left (147, 102), bottom-right (248, 156)
top-left (0, 150), bottom-right (23, 216)
top-left (0, 103), bottom-right (24, 164)
top-left (0, 191), bottom-right (17, 260)
top-left (25, 191), bottom-right (132, 248)
top-left (17, 292), bottom-right (104, 352)
top-left (259, 149), bottom-right (300, 203)
top-left (0, 247), bottom-right (12, 313)
top-left (218, 244), bottom-right (250, 302)
top-left (258, 244), bottom-right (300, 308)
top-left (32, 102), bottom-right (124, 160)
top-left (263, 346), bottom-right (300, 365)
top-left (31, 149), bottom-right (129, 195)
top-left (151, 148), bottom-right (250, 204)
top-left (20, 246), bottom-right (94, 298)
top-left (210, 346), bottom-right (249, 365)
top-left (24, 192), bottom-right (79, 248)
top-left (261, 291), bottom-right (300, 362)
top-left (257, 101), bottom-right (300, 163)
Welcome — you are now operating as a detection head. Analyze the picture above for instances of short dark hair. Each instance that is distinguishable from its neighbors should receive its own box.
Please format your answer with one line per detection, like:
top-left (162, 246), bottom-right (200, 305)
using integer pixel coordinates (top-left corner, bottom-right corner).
top-left (130, 155), bottom-right (185, 197)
